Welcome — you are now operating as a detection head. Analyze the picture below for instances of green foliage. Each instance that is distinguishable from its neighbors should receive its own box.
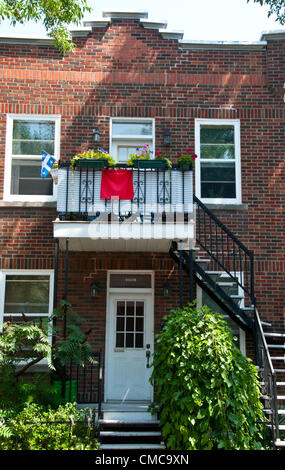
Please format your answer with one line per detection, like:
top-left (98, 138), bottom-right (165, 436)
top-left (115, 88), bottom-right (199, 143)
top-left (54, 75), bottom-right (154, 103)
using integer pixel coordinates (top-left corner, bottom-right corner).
top-left (0, 402), bottom-right (99, 450)
top-left (70, 148), bottom-right (116, 170)
top-left (51, 300), bottom-right (95, 366)
top-left (0, 300), bottom-right (95, 410)
top-left (248, 0), bottom-right (285, 24)
top-left (0, 0), bottom-right (92, 55)
top-left (127, 144), bottom-right (152, 165)
top-left (0, 372), bottom-right (60, 411)
top-left (150, 304), bottom-right (265, 450)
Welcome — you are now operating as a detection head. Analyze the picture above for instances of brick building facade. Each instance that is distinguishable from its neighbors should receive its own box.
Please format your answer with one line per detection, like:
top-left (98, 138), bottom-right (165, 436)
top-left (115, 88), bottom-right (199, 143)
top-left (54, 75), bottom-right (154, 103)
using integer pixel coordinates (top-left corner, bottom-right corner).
top-left (0, 11), bottom-right (284, 416)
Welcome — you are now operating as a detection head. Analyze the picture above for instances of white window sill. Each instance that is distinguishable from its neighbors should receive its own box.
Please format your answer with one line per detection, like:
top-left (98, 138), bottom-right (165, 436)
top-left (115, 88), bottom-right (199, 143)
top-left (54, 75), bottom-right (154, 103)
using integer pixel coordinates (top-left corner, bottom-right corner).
top-left (205, 203), bottom-right (248, 211)
top-left (0, 200), bottom-right (56, 208)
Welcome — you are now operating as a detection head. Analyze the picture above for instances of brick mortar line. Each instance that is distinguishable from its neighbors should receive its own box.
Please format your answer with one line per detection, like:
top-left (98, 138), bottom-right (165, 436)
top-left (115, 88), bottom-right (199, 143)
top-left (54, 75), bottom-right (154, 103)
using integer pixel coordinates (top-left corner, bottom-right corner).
top-left (0, 68), bottom-right (267, 86)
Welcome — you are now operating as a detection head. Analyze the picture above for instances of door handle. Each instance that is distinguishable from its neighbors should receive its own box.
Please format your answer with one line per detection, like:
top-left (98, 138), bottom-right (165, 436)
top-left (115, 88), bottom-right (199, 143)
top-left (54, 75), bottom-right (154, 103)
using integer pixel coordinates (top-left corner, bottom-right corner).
top-left (146, 344), bottom-right (151, 368)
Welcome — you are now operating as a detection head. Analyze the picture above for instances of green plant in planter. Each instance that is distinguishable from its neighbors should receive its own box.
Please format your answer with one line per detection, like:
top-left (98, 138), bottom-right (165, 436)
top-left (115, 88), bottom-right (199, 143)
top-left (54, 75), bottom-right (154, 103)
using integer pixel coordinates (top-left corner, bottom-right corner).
top-left (150, 303), bottom-right (265, 450)
top-left (177, 148), bottom-right (197, 170)
top-left (154, 151), bottom-right (172, 168)
top-left (126, 144), bottom-right (152, 166)
top-left (70, 148), bottom-right (116, 170)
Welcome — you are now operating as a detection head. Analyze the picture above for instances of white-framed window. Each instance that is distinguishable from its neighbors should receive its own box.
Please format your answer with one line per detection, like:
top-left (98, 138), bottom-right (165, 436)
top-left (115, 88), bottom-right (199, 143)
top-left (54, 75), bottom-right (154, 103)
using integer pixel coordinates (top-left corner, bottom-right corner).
top-left (110, 118), bottom-right (155, 163)
top-left (4, 114), bottom-right (61, 202)
top-left (196, 272), bottom-right (246, 355)
top-left (0, 270), bottom-right (54, 328)
top-left (195, 119), bottom-right (241, 204)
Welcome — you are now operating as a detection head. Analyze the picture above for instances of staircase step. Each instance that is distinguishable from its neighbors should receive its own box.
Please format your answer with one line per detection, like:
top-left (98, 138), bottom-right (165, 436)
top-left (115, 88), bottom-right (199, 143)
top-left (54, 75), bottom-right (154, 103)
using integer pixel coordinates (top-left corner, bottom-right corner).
top-left (265, 332), bottom-right (285, 338)
top-left (99, 420), bottom-right (160, 428)
top-left (275, 439), bottom-right (285, 447)
top-left (268, 344), bottom-right (285, 349)
top-left (101, 431), bottom-right (161, 437)
top-left (264, 409), bottom-right (285, 415)
top-left (100, 443), bottom-right (166, 449)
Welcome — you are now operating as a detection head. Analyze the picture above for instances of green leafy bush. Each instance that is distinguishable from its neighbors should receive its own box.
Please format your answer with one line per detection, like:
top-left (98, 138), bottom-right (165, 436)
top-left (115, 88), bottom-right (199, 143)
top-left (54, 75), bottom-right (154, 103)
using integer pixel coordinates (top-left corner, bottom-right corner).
top-left (150, 304), bottom-right (265, 450)
top-left (0, 402), bottom-right (99, 450)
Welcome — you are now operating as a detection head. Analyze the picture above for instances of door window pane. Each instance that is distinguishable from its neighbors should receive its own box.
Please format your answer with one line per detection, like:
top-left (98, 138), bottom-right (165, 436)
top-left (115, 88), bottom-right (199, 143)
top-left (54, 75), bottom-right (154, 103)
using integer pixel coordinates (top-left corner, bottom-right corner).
top-left (115, 300), bottom-right (145, 349)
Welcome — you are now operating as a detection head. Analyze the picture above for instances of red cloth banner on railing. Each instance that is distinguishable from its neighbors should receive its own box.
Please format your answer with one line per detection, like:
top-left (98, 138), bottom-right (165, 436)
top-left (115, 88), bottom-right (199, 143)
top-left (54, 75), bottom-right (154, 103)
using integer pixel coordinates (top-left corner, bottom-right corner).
top-left (100, 169), bottom-right (134, 200)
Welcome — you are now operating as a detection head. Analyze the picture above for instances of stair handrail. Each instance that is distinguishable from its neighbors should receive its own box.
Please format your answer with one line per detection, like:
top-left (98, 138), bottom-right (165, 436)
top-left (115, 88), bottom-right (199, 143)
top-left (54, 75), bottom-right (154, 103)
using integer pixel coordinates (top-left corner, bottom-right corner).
top-left (253, 307), bottom-right (280, 444)
top-left (193, 195), bottom-right (255, 305)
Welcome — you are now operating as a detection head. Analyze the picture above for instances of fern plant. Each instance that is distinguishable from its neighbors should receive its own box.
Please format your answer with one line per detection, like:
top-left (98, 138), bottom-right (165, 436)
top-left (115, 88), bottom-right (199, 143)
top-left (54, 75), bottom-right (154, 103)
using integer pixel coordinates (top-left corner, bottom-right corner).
top-left (0, 300), bottom-right (95, 409)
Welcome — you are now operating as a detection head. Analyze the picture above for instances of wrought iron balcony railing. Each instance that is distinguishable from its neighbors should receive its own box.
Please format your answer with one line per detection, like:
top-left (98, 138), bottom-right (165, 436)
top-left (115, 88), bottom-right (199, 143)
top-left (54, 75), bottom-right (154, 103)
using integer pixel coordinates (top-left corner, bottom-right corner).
top-left (56, 164), bottom-right (193, 222)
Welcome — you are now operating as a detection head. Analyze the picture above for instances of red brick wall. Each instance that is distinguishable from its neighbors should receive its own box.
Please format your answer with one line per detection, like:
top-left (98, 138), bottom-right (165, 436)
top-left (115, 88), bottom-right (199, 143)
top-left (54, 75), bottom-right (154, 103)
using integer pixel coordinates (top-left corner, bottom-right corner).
top-left (0, 18), bottom-right (284, 335)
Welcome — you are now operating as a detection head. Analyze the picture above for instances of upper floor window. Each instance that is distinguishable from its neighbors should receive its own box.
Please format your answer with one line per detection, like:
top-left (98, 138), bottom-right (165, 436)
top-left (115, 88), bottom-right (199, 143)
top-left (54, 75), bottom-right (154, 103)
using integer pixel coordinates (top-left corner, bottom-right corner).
top-left (110, 118), bottom-right (155, 163)
top-left (4, 115), bottom-right (60, 202)
top-left (195, 119), bottom-right (241, 204)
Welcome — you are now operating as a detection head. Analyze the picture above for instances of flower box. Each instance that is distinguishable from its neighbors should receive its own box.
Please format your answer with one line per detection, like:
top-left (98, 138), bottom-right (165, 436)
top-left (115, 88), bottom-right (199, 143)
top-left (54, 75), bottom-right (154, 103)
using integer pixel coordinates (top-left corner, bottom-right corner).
top-left (133, 159), bottom-right (168, 169)
top-left (75, 159), bottom-right (108, 169)
top-left (178, 161), bottom-right (193, 171)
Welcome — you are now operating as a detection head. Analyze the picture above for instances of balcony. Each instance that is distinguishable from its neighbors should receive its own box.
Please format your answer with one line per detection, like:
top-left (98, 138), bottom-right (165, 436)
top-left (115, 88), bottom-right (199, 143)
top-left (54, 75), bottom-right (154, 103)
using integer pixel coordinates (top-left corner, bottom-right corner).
top-left (53, 164), bottom-right (195, 252)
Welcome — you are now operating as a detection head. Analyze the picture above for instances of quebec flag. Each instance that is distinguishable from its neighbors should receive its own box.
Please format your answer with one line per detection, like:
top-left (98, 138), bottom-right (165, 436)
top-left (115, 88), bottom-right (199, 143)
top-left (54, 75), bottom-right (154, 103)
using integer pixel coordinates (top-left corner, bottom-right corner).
top-left (41, 151), bottom-right (56, 178)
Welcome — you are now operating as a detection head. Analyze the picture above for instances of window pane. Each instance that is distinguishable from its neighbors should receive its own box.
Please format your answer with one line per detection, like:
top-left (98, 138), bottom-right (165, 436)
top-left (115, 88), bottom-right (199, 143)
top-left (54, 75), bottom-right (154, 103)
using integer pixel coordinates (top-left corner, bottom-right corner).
top-left (118, 146), bottom-right (137, 162)
top-left (136, 317), bottom-right (144, 332)
top-left (135, 333), bottom-right (143, 348)
top-left (116, 333), bottom-right (124, 348)
top-left (4, 275), bottom-right (50, 314)
top-left (200, 126), bottom-right (234, 144)
top-left (201, 161), bottom-right (236, 199)
top-left (11, 160), bottom-right (53, 195)
top-left (136, 302), bottom-right (144, 317)
top-left (113, 122), bottom-right (152, 136)
top-left (13, 121), bottom-right (55, 141)
top-left (200, 144), bottom-right (235, 160)
top-left (12, 121), bottom-right (55, 156)
top-left (116, 317), bottom-right (125, 331)
top-left (126, 317), bottom-right (134, 332)
top-left (116, 301), bottom-right (125, 316)
top-left (126, 333), bottom-right (134, 348)
top-left (12, 140), bottom-right (55, 156)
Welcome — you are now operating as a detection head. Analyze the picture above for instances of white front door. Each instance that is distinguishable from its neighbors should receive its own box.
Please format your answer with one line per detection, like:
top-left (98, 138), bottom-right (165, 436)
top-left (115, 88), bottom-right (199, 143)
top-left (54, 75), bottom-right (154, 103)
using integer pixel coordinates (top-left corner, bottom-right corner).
top-left (105, 293), bottom-right (153, 402)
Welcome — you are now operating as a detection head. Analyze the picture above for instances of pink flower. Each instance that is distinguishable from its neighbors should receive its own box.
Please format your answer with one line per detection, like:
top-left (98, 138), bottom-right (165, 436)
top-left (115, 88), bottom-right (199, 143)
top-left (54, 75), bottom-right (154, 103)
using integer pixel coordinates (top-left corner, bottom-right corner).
top-left (191, 154), bottom-right (198, 159)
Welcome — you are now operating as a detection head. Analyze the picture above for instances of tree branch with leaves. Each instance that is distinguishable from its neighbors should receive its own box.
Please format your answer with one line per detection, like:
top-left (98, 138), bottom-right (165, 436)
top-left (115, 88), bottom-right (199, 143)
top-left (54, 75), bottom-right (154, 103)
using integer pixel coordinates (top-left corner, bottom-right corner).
top-left (248, 0), bottom-right (285, 25)
top-left (0, 0), bottom-right (92, 54)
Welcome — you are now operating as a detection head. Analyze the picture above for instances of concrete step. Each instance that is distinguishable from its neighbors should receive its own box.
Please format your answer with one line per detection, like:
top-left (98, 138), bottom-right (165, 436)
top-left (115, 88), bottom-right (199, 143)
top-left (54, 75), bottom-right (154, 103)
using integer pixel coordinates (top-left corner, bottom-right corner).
top-left (100, 443), bottom-right (166, 449)
top-left (275, 439), bottom-right (285, 447)
top-left (101, 431), bottom-right (161, 437)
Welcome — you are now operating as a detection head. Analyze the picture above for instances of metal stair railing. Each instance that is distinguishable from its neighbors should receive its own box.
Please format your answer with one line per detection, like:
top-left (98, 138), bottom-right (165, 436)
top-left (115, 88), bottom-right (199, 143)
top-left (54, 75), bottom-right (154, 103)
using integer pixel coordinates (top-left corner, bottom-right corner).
top-left (253, 308), bottom-right (280, 445)
top-left (193, 195), bottom-right (255, 307)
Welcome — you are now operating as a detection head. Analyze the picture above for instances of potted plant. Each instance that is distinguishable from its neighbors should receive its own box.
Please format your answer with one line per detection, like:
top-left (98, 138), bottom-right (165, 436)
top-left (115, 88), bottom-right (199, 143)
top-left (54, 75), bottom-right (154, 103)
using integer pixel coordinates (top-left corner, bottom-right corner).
top-left (70, 148), bottom-right (116, 170)
top-left (127, 145), bottom-right (171, 169)
top-left (177, 148), bottom-right (197, 170)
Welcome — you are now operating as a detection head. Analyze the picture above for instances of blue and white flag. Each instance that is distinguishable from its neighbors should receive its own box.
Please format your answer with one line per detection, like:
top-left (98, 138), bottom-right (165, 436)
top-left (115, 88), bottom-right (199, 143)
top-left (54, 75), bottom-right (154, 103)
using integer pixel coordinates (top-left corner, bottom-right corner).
top-left (41, 151), bottom-right (56, 178)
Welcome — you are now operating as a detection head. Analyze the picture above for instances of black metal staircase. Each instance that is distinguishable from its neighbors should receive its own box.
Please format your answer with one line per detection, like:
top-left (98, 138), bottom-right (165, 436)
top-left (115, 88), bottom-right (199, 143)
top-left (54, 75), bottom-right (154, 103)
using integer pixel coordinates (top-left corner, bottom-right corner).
top-left (169, 195), bottom-right (285, 448)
